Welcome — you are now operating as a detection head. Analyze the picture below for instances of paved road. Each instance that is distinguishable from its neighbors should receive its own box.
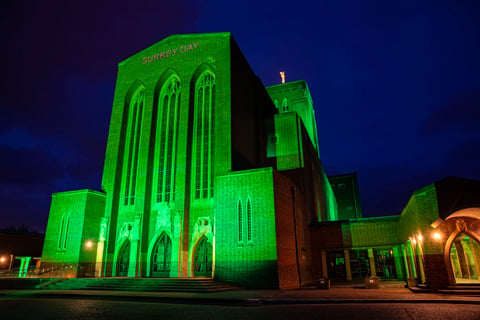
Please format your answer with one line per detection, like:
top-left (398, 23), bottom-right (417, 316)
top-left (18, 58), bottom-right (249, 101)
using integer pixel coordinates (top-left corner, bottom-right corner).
top-left (1, 298), bottom-right (479, 320)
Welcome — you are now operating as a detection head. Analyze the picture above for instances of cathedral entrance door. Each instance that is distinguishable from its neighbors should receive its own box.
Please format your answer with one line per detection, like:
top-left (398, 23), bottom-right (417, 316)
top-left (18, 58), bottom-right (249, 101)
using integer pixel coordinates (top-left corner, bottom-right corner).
top-left (193, 236), bottom-right (212, 277)
top-left (117, 240), bottom-right (130, 277)
top-left (151, 233), bottom-right (172, 277)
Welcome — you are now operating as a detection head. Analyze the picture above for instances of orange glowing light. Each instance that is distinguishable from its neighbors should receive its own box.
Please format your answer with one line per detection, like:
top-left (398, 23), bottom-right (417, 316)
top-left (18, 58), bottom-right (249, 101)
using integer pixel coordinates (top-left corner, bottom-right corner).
top-left (85, 241), bottom-right (93, 249)
top-left (433, 232), bottom-right (442, 240)
top-left (280, 71), bottom-right (285, 84)
top-left (0, 257), bottom-right (5, 263)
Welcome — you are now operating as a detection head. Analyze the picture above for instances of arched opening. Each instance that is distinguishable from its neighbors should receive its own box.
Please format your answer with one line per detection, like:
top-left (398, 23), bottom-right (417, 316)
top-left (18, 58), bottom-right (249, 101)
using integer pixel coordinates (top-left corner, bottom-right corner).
top-left (450, 233), bottom-right (480, 284)
top-left (193, 236), bottom-right (212, 277)
top-left (444, 208), bottom-right (480, 286)
top-left (117, 240), bottom-right (131, 277)
top-left (151, 232), bottom-right (172, 277)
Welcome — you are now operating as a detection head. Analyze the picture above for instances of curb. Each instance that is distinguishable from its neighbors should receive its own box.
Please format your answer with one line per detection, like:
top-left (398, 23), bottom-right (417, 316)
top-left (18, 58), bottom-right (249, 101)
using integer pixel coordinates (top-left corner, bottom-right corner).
top-left (1, 291), bottom-right (480, 306)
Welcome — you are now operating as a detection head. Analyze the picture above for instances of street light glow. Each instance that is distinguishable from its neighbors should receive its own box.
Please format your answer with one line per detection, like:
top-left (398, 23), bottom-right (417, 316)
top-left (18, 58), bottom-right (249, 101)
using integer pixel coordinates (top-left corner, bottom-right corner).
top-left (433, 232), bottom-right (442, 240)
top-left (85, 241), bottom-right (93, 249)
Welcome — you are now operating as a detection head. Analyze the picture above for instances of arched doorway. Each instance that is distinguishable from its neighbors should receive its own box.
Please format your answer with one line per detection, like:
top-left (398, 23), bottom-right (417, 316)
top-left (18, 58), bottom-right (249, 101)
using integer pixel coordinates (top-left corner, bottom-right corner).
top-left (151, 232), bottom-right (172, 277)
top-left (450, 233), bottom-right (480, 283)
top-left (117, 240), bottom-right (130, 277)
top-left (193, 236), bottom-right (212, 277)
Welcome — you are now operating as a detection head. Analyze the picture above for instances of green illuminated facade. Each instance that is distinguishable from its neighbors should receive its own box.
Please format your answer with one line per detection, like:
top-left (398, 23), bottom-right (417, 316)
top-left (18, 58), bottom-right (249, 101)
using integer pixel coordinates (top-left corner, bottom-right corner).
top-left (40, 33), bottom-right (480, 290)
top-left (41, 33), bottom-right (337, 288)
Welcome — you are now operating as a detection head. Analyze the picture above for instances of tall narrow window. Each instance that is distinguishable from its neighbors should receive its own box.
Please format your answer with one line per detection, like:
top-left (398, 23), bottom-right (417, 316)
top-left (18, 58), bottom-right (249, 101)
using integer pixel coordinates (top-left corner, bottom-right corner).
top-left (155, 76), bottom-right (181, 203)
top-left (192, 71), bottom-right (215, 199)
top-left (123, 87), bottom-right (145, 206)
top-left (247, 198), bottom-right (252, 242)
top-left (123, 87), bottom-right (145, 205)
top-left (237, 198), bottom-right (243, 243)
top-left (57, 213), bottom-right (70, 251)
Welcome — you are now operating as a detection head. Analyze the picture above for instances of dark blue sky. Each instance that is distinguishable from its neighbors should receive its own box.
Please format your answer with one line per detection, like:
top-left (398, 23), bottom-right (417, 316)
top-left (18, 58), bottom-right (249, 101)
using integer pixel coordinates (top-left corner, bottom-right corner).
top-left (1, 0), bottom-right (479, 232)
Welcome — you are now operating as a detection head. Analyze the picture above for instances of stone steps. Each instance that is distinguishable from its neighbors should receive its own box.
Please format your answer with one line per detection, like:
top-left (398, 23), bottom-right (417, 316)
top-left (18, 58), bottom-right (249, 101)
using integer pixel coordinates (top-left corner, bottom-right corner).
top-left (40, 278), bottom-right (242, 293)
top-left (411, 283), bottom-right (480, 294)
top-left (439, 284), bottom-right (480, 295)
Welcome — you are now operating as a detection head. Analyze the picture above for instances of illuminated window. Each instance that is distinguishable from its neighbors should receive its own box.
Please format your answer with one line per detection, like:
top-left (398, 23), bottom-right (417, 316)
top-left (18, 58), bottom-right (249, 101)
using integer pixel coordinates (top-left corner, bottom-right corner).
top-left (156, 76), bottom-right (181, 203)
top-left (238, 198), bottom-right (243, 243)
top-left (282, 98), bottom-right (288, 112)
top-left (123, 87), bottom-right (145, 205)
top-left (192, 71), bottom-right (215, 199)
top-left (57, 213), bottom-right (70, 251)
top-left (247, 197), bottom-right (252, 242)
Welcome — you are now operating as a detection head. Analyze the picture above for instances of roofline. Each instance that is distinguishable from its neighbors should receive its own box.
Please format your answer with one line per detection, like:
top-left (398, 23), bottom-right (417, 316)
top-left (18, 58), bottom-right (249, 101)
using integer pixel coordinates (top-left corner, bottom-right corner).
top-left (52, 189), bottom-right (106, 198)
top-left (119, 32), bottom-right (232, 66)
top-left (266, 79), bottom-right (309, 90)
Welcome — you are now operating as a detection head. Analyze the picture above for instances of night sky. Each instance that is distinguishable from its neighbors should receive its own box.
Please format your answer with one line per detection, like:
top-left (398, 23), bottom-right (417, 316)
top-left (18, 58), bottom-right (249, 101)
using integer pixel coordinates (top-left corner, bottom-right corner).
top-left (2, 0), bottom-right (479, 232)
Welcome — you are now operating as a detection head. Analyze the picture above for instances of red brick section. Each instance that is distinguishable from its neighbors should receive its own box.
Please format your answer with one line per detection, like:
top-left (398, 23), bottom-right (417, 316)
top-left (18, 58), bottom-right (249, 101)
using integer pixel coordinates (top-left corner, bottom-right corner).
top-left (424, 253), bottom-right (450, 289)
top-left (273, 171), bottom-right (301, 289)
top-left (310, 222), bottom-right (344, 279)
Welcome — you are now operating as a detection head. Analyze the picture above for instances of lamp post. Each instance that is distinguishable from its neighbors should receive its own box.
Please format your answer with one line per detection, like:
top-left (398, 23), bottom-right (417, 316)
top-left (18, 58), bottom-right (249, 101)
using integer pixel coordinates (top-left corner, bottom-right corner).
top-left (9, 254), bottom-right (13, 271)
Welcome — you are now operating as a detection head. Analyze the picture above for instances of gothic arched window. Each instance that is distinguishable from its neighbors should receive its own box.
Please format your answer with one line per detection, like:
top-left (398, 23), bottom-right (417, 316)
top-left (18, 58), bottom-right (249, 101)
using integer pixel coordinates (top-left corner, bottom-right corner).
top-left (123, 87), bottom-right (145, 206)
top-left (238, 198), bottom-right (243, 243)
top-left (192, 71), bottom-right (215, 199)
top-left (155, 76), bottom-right (181, 203)
top-left (247, 197), bottom-right (252, 242)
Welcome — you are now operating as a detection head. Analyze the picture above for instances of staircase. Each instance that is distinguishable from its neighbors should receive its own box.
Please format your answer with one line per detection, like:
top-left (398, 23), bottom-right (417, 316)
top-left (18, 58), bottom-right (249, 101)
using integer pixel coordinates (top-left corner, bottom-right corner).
top-left (409, 284), bottom-right (435, 293)
top-left (410, 283), bottom-right (480, 295)
top-left (39, 278), bottom-right (242, 293)
top-left (438, 284), bottom-right (480, 295)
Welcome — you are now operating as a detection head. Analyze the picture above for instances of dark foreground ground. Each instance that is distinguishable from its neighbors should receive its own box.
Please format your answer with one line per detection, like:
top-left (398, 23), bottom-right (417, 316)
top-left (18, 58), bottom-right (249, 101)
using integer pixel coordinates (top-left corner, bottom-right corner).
top-left (2, 285), bottom-right (480, 319)
top-left (1, 298), bottom-right (480, 320)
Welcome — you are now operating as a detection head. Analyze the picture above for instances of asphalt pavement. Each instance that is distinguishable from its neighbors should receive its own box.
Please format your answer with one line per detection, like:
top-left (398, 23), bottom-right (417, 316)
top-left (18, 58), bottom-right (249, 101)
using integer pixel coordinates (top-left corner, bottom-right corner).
top-left (1, 287), bottom-right (480, 305)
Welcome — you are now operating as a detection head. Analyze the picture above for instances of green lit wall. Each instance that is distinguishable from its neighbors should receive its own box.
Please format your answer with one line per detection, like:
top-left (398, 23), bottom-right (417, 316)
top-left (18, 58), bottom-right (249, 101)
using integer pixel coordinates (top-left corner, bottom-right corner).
top-left (215, 168), bottom-right (279, 288)
top-left (41, 190), bottom-right (105, 277)
top-left (40, 32), bottom-right (344, 288)
top-left (266, 81), bottom-right (319, 158)
top-left (322, 168), bottom-right (338, 221)
top-left (101, 33), bottom-right (233, 277)
top-left (349, 217), bottom-right (400, 247)
top-left (398, 185), bottom-right (440, 254)
top-left (274, 113), bottom-right (304, 170)
top-left (329, 173), bottom-right (363, 220)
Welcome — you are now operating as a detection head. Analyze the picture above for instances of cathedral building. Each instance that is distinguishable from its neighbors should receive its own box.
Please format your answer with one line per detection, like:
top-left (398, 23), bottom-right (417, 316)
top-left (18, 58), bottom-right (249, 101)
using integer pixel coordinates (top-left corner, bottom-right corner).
top-left (40, 33), bottom-right (480, 290)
